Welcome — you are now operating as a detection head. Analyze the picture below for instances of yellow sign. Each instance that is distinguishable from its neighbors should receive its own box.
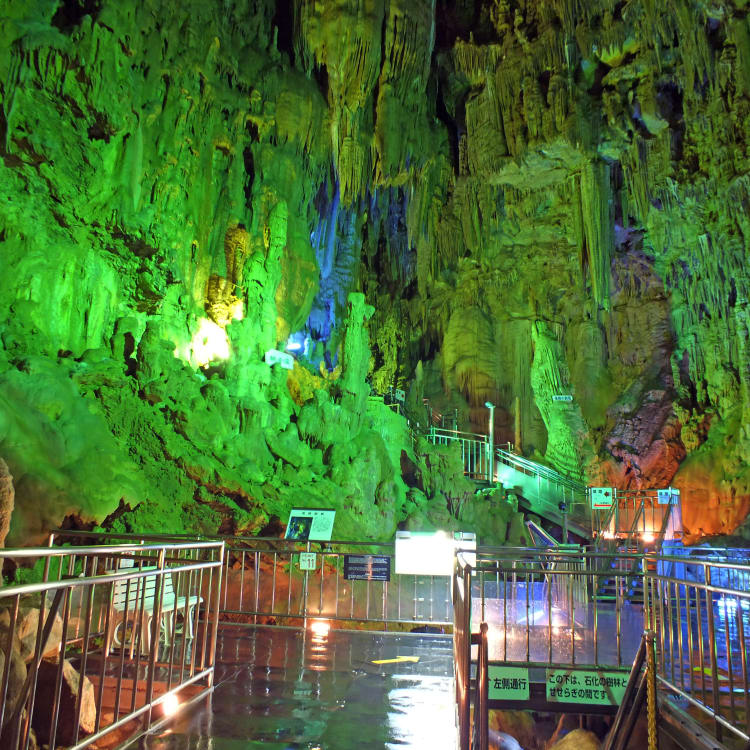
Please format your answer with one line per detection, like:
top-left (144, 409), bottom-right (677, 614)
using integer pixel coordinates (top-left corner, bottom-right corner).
top-left (372, 656), bottom-right (420, 664)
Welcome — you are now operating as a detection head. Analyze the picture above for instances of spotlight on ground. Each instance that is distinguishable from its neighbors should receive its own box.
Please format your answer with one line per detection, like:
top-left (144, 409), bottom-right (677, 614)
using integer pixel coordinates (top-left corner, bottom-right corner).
top-left (309, 619), bottom-right (330, 638)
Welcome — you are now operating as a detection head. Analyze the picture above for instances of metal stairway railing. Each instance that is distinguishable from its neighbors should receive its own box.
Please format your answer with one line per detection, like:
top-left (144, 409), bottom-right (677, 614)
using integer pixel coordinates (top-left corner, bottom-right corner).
top-left (495, 446), bottom-right (588, 497)
top-left (602, 631), bottom-right (658, 750)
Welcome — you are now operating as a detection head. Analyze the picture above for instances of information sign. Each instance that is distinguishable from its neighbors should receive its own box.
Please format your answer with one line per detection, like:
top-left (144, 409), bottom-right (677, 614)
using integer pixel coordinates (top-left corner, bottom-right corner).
top-left (265, 348), bottom-right (294, 370)
top-left (488, 666), bottom-right (530, 701)
top-left (285, 508), bottom-right (336, 541)
top-left (299, 552), bottom-right (317, 571)
top-left (552, 395), bottom-right (573, 402)
top-left (590, 487), bottom-right (615, 509)
top-left (343, 554), bottom-right (391, 581)
top-left (394, 388), bottom-right (405, 402)
top-left (546, 669), bottom-right (629, 705)
top-left (657, 487), bottom-right (680, 505)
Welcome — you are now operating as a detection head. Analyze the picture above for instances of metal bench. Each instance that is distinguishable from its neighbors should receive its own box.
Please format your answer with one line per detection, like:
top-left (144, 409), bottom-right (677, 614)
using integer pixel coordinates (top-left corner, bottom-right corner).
top-left (105, 565), bottom-right (202, 655)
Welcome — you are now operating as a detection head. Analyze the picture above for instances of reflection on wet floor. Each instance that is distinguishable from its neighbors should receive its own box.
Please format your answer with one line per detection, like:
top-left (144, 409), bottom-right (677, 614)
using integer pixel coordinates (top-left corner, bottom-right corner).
top-left (139, 625), bottom-right (457, 749)
top-left (476, 598), bottom-right (645, 667)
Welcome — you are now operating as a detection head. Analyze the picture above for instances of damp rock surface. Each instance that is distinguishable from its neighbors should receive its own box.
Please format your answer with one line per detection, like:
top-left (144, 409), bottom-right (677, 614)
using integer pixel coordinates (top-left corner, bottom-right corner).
top-left (0, 1), bottom-right (748, 543)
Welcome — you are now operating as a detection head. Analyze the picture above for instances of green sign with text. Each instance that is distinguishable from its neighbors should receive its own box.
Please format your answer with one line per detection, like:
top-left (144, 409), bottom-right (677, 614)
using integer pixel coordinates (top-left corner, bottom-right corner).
top-left (488, 666), bottom-right (530, 701)
top-left (546, 669), bottom-right (629, 705)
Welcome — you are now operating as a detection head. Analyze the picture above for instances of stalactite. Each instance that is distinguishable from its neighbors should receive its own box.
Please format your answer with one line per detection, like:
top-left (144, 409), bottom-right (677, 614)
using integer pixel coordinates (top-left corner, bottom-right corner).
top-left (579, 161), bottom-right (614, 311)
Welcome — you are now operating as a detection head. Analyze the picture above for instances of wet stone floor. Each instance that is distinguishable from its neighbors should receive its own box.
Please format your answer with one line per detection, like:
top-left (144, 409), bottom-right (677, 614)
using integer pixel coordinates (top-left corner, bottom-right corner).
top-left (140, 625), bottom-right (457, 750)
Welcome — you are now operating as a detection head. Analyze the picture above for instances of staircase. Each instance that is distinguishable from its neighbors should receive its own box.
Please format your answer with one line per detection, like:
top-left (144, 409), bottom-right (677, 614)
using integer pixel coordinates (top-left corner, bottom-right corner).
top-left (418, 424), bottom-right (593, 539)
top-left (494, 447), bottom-right (591, 539)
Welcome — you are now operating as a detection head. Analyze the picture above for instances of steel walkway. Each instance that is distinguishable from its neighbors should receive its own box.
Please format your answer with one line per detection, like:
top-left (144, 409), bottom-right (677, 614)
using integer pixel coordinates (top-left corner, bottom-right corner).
top-left (4, 531), bottom-right (744, 750)
top-left (138, 626), bottom-right (457, 749)
top-left (424, 427), bottom-right (591, 538)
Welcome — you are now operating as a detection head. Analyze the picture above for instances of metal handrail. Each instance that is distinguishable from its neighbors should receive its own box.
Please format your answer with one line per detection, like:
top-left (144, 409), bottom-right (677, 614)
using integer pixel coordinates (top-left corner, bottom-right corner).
top-left (472, 622), bottom-right (489, 750)
top-left (454, 554), bottom-right (472, 750)
top-left (495, 447), bottom-right (588, 497)
top-left (0, 540), bottom-right (224, 750)
top-left (456, 546), bottom-right (749, 748)
top-left (49, 530), bottom-right (454, 629)
top-left (602, 631), bottom-right (655, 750)
top-left (428, 426), bottom-right (489, 442)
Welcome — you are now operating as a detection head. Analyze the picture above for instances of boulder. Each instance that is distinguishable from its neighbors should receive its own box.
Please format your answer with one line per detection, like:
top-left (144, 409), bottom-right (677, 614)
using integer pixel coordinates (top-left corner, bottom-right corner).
top-left (31, 659), bottom-right (96, 745)
top-left (15, 606), bottom-right (64, 663)
top-left (0, 647), bottom-right (27, 718)
top-left (549, 728), bottom-right (601, 750)
top-left (489, 710), bottom-right (536, 749)
top-left (0, 458), bottom-right (13, 548)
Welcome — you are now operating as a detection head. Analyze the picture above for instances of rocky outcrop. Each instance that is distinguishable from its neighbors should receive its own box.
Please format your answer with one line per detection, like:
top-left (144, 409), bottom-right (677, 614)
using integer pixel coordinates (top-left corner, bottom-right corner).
top-left (0, 458), bottom-right (13, 547)
top-left (0, 1), bottom-right (749, 542)
top-left (14, 606), bottom-right (64, 663)
top-left (548, 728), bottom-right (601, 750)
top-left (32, 659), bottom-right (96, 745)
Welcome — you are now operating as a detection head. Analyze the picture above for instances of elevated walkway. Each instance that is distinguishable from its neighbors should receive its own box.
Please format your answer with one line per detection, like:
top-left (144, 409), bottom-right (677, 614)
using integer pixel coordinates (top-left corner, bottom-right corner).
top-left (424, 426), bottom-right (592, 538)
top-left (7, 530), bottom-right (744, 750)
top-left (494, 446), bottom-right (590, 538)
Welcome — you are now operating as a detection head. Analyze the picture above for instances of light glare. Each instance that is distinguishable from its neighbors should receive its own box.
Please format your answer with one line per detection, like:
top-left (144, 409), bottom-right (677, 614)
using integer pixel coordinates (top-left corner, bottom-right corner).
top-left (162, 693), bottom-right (180, 716)
top-left (310, 619), bottom-right (330, 638)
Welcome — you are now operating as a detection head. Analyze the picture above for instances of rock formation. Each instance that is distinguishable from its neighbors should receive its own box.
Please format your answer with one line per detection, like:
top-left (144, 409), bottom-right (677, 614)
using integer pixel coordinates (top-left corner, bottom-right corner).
top-left (0, 458), bottom-right (13, 547)
top-left (0, 0), bottom-right (748, 543)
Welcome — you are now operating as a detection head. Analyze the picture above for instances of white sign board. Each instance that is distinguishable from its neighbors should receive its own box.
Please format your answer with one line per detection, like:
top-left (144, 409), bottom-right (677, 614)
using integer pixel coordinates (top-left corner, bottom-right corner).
top-left (591, 487), bottom-right (615, 509)
top-left (299, 552), bottom-right (317, 571)
top-left (395, 531), bottom-right (476, 576)
top-left (265, 348), bottom-right (294, 370)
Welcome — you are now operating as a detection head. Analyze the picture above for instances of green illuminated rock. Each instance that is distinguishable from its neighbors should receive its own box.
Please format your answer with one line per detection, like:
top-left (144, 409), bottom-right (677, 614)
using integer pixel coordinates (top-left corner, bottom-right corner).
top-left (0, 0), bottom-right (749, 546)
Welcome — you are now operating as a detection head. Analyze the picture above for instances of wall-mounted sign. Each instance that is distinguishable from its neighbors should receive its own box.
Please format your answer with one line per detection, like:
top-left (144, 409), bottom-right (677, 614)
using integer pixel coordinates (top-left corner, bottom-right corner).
top-left (546, 669), bottom-right (629, 705)
top-left (394, 531), bottom-right (476, 576)
top-left (657, 487), bottom-right (680, 505)
top-left (265, 348), bottom-right (294, 370)
top-left (488, 666), bottom-right (530, 701)
top-left (552, 395), bottom-right (573, 402)
top-left (285, 509), bottom-right (336, 541)
top-left (343, 554), bottom-right (391, 581)
top-left (590, 487), bottom-right (615, 509)
top-left (299, 552), bottom-right (317, 571)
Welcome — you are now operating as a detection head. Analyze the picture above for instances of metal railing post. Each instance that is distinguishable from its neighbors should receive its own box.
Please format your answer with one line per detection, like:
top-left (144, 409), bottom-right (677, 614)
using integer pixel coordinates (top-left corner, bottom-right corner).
top-left (704, 566), bottom-right (722, 742)
top-left (472, 622), bottom-right (489, 750)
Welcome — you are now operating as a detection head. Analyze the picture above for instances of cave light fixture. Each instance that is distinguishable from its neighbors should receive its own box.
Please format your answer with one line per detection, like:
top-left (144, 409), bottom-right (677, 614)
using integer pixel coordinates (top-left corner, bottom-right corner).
top-left (309, 619), bottom-right (331, 638)
top-left (230, 298), bottom-right (244, 321)
top-left (161, 692), bottom-right (180, 717)
top-left (174, 317), bottom-right (232, 368)
top-left (285, 331), bottom-right (309, 355)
